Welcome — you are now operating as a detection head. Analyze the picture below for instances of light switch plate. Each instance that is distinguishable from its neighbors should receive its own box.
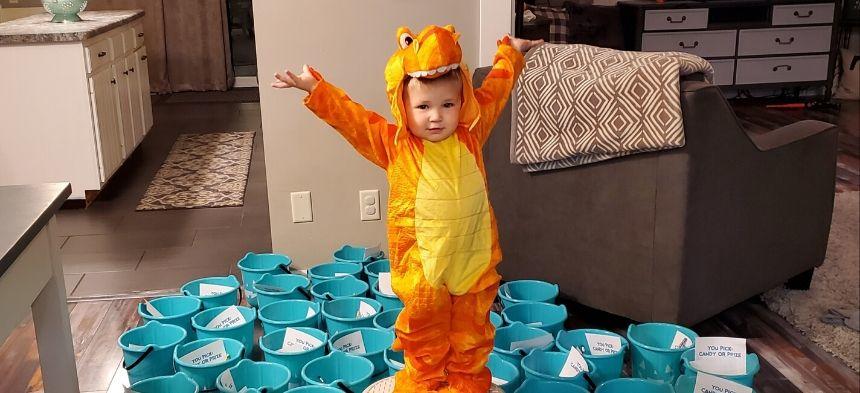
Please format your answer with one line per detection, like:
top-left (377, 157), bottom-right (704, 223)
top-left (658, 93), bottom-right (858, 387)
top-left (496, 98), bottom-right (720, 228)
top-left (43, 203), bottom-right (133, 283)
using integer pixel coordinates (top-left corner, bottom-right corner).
top-left (290, 191), bottom-right (313, 223)
top-left (359, 189), bottom-right (381, 221)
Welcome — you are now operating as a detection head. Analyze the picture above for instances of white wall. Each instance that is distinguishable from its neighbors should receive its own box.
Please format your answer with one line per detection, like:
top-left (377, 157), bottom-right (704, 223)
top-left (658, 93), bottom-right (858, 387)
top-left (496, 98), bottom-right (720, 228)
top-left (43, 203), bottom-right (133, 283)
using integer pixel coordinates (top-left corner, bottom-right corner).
top-left (254, 0), bottom-right (512, 267)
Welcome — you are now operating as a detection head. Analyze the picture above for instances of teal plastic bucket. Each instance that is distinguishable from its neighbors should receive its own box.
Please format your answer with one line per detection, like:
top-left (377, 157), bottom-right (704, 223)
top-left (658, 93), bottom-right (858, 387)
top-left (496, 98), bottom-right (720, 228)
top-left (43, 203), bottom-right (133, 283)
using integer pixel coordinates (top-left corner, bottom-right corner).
top-left (680, 348), bottom-right (760, 387)
top-left (333, 245), bottom-right (384, 264)
top-left (370, 282), bottom-right (404, 310)
top-left (192, 306), bottom-right (257, 358)
top-left (372, 307), bottom-right (402, 330)
top-left (130, 372), bottom-right (199, 393)
top-left (556, 328), bottom-right (629, 384)
top-left (493, 322), bottom-right (555, 372)
top-left (253, 273), bottom-right (311, 308)
top-left (259, 327), bottom-right (328, 384)
top-left (258, 299), bottom-right (320, 335)
top-left (498, 280), bottom-right (559, 308)
top-left (501, 303), bottom-right (568, 336)
top-left (236, 252), bottom-right (292, 286)
top-left (513, 379), bottom-right (589, 393)
top-left (310, 276), bottom-right (369, 304)
top-left (308, 263), bottom-right (364, 286)
top-left (674, 375), bottom-right (760, 393)
top-left (244, 283), bottom-right (259, 308)
top-left (521, 350), bottom-right (598, 390)
top-left (118, 321), bottom-right (187, 384)
top-left (321, 297), bottom-right (382, 335)
top-left (595, 378), bottom-right (674, 393)
top-left (181, 275), bottom-right (241, 310)
top-left (490, 311), bottom-right (504, 328)
top-left (173, 338), bottom-right (245, 391)
top-left (287, 387), bottom-right (343, 393)
top-left (215, 359), bottom-right (291, 393)
top-left (363, 259), bottom-right (390, 290)
top-left (627, 323), bottom-right (698, 384)
top-left (488, 353), bottom-right (522, 393)
top-left (301, 350), bottom-right (375, 392)
top-left (327, 327), bottom-right (395, 376)
top-left (384, 348), bottom-right (404, 376)
top-left (137, 296), bottom-right (202, 342)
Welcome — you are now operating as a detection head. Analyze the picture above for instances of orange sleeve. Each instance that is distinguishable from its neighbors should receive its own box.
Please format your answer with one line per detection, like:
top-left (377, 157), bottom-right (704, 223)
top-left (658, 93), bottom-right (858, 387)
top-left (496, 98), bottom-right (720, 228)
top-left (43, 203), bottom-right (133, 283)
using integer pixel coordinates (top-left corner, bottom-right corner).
top-left (472, 37), bottom-right (525, 145)
top-left (303, 70), bottom-right (391, 169)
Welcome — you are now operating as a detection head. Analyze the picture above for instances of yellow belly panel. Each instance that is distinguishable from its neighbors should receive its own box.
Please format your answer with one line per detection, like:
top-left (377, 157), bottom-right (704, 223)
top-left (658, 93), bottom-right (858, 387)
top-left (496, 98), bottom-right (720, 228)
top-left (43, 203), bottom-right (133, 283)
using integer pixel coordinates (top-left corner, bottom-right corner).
top-left (415, 135), bottom-right (492, 295)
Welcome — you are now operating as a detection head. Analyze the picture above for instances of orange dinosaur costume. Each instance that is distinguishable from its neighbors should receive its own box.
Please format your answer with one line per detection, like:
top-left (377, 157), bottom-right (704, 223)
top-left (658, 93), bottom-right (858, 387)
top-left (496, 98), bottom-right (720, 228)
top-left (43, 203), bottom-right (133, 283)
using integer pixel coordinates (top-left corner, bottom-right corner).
top-left (302, 25), bottom-right (524, 392)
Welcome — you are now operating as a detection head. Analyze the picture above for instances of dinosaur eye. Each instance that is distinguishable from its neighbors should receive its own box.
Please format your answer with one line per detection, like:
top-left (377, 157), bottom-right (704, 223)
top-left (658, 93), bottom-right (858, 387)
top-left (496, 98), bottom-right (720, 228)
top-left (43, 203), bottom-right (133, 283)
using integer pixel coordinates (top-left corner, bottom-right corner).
top-left (399, 33), bottom-right (414, 49)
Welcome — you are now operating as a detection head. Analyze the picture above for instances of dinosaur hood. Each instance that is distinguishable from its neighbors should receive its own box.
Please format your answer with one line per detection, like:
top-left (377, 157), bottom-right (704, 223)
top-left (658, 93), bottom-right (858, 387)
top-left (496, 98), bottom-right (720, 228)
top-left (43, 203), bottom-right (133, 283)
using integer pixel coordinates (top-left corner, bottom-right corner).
top-left (384, 24), bottom-right (481, 142)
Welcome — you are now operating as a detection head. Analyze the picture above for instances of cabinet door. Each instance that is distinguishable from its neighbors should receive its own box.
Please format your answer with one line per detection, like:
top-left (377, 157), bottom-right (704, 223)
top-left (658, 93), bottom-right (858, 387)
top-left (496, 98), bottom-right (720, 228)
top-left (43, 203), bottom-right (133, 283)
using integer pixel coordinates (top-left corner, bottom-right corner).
top-left (125, 53), bottom-right (145, 147)
top-left (114, 58), bottom-right (135, 159)
top-left (135, 46), bottom-right (154, 133)
top-left (88, 67), bottom-right (123, 182)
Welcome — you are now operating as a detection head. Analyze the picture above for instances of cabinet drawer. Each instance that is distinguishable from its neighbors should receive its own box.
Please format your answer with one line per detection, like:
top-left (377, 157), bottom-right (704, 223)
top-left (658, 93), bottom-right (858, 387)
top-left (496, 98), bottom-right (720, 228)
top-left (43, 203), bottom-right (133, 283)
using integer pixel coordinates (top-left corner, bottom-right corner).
top-left (84, 38), bottom-right (113, 74)
top-left (772, 3), bottom-right (834, 25)
top-left (709, 59), bottom-right (735, 86)
top-left (735, 55), bottom-right (829, 85)
top-left (642, 30), bottom-right (736, 57)
top-left (120, 28), bottom-right (135, 55)
top-left (132, 22), bottom-right (145, 49)
top-left (644, 8), bottom-right (708, 31)
top-left (738, 26), bottom-right (831, 56)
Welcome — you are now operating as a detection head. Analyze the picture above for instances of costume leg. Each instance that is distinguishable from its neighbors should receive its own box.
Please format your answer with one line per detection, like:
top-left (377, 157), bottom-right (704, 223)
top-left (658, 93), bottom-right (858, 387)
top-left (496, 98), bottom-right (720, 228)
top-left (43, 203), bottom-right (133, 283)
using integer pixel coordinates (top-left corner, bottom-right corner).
top-left (392, 248), bottom-right (452, 392)
top-left (446, 268), bottom-right (500, 393)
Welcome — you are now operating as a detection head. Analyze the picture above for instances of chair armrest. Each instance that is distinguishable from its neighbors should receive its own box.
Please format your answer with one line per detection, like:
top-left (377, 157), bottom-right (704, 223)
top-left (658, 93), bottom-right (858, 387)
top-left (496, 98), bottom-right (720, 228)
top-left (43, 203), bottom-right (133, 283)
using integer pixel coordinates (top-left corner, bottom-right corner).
top-left (745, 120), bottom-right (837, 151)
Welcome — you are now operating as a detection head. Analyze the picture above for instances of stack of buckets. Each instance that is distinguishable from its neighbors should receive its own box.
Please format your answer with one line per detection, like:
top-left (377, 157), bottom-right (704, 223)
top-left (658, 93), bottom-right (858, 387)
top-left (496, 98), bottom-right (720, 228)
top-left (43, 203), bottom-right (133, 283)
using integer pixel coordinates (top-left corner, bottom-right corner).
top-left (119, 245), bottom-right (759, 392)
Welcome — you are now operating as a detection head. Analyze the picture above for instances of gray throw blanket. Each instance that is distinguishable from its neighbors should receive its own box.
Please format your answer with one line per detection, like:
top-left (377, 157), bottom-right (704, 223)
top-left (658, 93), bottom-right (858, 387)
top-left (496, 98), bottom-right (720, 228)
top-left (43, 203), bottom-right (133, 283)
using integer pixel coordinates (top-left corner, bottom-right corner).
top-left (512, 44), bottom-right (714, 172)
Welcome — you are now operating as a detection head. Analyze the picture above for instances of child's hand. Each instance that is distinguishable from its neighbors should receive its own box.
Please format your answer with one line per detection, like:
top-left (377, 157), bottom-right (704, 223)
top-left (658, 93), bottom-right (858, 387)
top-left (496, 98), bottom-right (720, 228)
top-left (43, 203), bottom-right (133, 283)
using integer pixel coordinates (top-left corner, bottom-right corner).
top-left (271, 64), bottom-right (319, 93)
top-left (508, 35), bottom-right (544, 54)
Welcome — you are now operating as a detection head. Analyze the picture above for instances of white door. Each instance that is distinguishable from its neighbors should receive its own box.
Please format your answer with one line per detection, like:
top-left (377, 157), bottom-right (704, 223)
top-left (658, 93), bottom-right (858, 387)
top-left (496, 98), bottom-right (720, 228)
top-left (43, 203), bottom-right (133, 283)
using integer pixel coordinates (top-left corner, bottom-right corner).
top-left (88, 67), bottom-right (123, 182)
top-left (135, 46), bottom-right (154, 133)
top-left (114, 59), bottom-right (135, 158)
top-left (125, 53), bottom-right (145, 146)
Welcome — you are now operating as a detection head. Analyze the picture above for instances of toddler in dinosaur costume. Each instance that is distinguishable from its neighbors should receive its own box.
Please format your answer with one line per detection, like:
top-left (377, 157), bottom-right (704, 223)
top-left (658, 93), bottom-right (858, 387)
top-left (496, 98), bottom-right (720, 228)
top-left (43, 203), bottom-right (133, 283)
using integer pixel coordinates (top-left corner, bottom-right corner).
top-left (272, 25), bottom-right (542, 392)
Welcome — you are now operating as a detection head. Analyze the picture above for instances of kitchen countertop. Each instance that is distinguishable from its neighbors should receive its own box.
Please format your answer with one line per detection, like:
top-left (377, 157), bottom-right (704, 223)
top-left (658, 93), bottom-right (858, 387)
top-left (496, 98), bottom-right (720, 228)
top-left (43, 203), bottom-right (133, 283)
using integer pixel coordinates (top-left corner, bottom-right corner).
top-left (0, 183), bottom-right (71, 277)
top-left (0, 10), bottom-right (143, 45)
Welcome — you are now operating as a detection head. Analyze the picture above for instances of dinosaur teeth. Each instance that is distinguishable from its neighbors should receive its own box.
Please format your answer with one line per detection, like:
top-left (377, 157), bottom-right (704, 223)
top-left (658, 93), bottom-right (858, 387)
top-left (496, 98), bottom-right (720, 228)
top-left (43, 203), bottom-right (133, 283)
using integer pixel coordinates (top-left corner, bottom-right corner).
top-left (407, 63), bottom-right (459, 78)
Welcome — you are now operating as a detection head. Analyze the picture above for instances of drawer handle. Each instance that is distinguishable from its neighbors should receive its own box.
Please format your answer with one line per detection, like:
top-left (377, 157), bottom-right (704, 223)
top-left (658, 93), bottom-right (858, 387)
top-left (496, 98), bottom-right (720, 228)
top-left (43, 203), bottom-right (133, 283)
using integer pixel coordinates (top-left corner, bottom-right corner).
top-left (129, 67), bottom-right (135, 73)
top-left (123, 70), bottom-right (129, 75)
top-left (666, 15), bottom-right (687, 23)
top-left (772, 65), bottom-right (792, 72)
top-left (775, 37), bottom-right (795, 45)
top-left (793, 10), bottom-right (813, 18)
top-left (98, 51), bottom-right (107, 57)
top-left (110, 78), bottom-right (117, 84)
top-left (678, 40), bottom-right (699, 49)
top-left (140, 55), bottom-right (148, 61)
top-left (137, 32), bottom-right (144, 37)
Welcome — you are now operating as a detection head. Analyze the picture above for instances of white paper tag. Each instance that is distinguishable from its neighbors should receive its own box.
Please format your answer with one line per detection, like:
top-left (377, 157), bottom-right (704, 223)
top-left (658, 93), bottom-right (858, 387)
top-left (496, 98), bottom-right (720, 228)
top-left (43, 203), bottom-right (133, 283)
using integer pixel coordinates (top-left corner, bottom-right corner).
top-left (670, 330), bottom-right (693, 349)
top-left (363, 244), bottom-right (381, 259)
top-left (306, 307), bottom-right (317, 318)
top-left (584, 333), bottom-right (622, 355)
top-left (509, 332), bottom-right (553, 351)
top-left (491, 376), bottom-right (509, 386)
top-left (692, 337), bottom-right (747, 376)
top-left (144, 299), bottom-right (163, 318)
top-left (693, 373), bottom-right (753, 393)
top-left (295, 269), bottom-right (308, 276)
top-left (128, 344), bottom-right (147, 351)
top-left (280, 327), bottom-right (324, 353)
top-left (220, 369), bottom-right (236, 390)
top-left (378, 272), bottom-right (394, 296)
top-left (559, 347), bottom-right (590, 377)
top-left (526, 321), bottom-right (544, 327)
top-left (247, 290), bottom-right (257, 300)
top-left (200, 283), bottom-right (233, 296)
top-left (356, 301), bottom-right (377, 318)
top-left (332, 330), bottom-right (367, 354)
top-left (179, 339), bottom-right (229, 366)
top-left (334, 273), bottom-right (349, 277)
top-left (206, 306), bottom-right (246, 329)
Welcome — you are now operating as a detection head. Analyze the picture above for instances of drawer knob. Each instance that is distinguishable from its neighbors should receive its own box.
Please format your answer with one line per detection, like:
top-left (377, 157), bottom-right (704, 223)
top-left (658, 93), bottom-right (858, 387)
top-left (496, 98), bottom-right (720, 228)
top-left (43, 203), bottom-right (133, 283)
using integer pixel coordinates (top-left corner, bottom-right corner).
top-left (137, 32), bottom-right (144, 37)
top-left (775, 37), bottom-right (795, 45)
top-left (679, 40), bottom-right (699, 49)
top-left (98, 51), bottom-right (107, 57)
top-left (110, 78), bottom-right (117, 84)
top-left (772, 64), bottom-right (792, 72)
top-left (793, 10), bottom-right (814, 18)
top-left (141, 55), bottom-right (148, 61)
top-left (123, 70), bottom-right (129, 75)
top-left (666, 15), bottom-right (687, 23)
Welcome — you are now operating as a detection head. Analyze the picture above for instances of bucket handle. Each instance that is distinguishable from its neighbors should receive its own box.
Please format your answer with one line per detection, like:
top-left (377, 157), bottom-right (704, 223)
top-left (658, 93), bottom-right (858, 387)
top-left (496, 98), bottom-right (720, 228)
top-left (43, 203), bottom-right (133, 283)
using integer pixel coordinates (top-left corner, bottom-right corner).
top-left (324, 293), bottom-right (335, 301)
top-left (122, 345), bottom-right (154, 371)
top-left (237, 286), bottom-right (244, 305)
top-left (278, 265), bottom-right (291, 274)
top-left (336, 381), bottom-right (355, 393)
top-left (297, 286), bottom-right (311, 299)
top-left (582, 371), bottom-right (597, 391)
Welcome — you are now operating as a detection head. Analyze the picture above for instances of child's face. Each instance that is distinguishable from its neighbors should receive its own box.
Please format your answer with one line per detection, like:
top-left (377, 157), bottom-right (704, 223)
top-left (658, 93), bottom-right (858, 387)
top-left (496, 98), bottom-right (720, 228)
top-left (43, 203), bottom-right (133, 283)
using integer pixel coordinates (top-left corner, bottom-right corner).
top-left (403, 75), bottom-right (462, 142)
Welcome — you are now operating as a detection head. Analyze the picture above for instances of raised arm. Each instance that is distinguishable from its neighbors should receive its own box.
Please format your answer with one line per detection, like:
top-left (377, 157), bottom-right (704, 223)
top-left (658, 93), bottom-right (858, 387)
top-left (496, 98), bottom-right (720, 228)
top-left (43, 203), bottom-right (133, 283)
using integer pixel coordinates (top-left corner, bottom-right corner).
top-left (472, 36), bottom-right (527, 145)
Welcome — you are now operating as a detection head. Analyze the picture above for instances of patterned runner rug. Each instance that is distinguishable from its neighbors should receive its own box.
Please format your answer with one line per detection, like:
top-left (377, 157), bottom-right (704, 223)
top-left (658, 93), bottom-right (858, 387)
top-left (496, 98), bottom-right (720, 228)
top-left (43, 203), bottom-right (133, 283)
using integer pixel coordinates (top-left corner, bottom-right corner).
top-left (136, 131), bottom-right (255, 211)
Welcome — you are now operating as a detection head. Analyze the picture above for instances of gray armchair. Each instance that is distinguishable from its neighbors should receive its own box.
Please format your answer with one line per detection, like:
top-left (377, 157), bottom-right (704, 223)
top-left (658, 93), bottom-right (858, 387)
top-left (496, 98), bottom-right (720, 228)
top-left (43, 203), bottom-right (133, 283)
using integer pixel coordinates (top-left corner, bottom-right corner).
top-left (476, 67), bottom-right (838, 325)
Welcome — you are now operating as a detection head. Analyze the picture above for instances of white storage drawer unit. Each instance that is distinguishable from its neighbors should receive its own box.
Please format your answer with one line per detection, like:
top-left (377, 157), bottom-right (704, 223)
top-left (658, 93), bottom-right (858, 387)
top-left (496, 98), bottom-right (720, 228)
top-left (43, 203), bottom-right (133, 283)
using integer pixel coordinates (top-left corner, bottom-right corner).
top-left (738, 26), bottom-right (832, 56)
top-left (644, 8), bottom-right (709, 31)
top-left (642, 30), bottom-right (737, 58)
top-left (709, 59), bottom-right (736, 86)
top-left (0, 11), bottom-right (153, 201)
top-left (772, 3), bottom-right (835, 25)
top-left (735, 55), bottom-right (829, 84)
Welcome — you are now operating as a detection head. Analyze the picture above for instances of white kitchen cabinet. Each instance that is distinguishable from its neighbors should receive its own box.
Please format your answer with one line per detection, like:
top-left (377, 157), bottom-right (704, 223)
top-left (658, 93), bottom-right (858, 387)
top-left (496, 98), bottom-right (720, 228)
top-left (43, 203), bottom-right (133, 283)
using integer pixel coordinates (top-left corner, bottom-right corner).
top-left (0, 11), bottom-right (151, 201)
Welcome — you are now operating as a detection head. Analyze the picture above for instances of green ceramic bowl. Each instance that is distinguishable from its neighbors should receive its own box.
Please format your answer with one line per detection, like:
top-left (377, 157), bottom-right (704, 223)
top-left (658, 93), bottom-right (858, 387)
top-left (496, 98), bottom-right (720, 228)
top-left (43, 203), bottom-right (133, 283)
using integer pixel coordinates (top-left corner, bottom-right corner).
top-left (42, 0), bottom-right (88, 23)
